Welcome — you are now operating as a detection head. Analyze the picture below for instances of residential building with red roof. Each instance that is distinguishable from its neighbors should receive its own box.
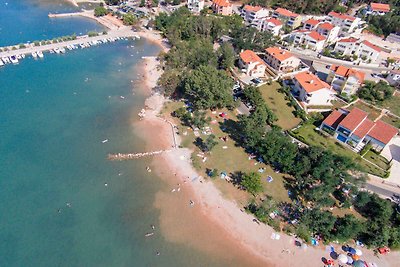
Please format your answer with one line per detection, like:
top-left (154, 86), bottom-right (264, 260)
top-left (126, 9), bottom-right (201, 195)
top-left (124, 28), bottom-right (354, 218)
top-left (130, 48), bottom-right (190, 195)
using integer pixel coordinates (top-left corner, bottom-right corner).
top-left (212, 0), bottom-right (232, 16)
top-left (238, 50), bottom-right (266, 78)
top-left (365, 3), bottom-right (391, 16)
top-left (316, 22), bottom-right (340, 43)
top-left (272, 8), bottom-right (302, 28)
top-left (321, 108), bottom-right (398, 152)
top-left (293, 72), bottom-right (336, 107)
top-left (325, 11), bottom-right (361, 34)
top-left (303, 19), bottom-right (321, 30)
top-left (187, 0), bottom-right (205, 13)
top-left (261, 18), bottom-right (283, 36)
top-left (334, 38), bottom-right (382, 62)
top-left (264, 47), bottom-right (300, 73)
top-left (326, 65), bottom-right (365, 95)
top-left (290, 30), bottom-right (326, 52)
top-left (241, 5), bottom-right (269, 29)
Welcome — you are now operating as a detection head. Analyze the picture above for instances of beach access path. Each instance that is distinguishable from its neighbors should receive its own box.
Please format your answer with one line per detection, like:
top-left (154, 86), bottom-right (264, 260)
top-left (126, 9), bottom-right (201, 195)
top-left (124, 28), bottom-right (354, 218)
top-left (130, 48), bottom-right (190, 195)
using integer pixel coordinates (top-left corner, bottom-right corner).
top-left (0, 27), bottom-right (139, 59)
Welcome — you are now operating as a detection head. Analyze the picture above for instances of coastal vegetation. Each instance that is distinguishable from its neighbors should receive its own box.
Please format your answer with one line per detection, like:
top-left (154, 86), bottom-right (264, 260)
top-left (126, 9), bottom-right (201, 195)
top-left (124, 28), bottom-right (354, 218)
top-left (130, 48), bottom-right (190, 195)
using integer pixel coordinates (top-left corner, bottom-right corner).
top-left (155, 7), bottom-right (400, 249)
top-left (94, 6), bottom-right (109, 17)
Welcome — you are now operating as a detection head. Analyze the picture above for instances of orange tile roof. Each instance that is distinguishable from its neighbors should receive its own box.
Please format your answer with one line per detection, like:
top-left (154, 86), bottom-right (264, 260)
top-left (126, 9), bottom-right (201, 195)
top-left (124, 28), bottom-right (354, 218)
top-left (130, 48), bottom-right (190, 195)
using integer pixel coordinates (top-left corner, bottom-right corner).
top-left (368, 120), bottom-right (398, 144)
top-left (243, 5), bottom-right (263, 12)
top-left (308, 31), bottom-right (326, 41)
top-left (265, 46), bottom-right (294, 61)
top-left (328, 11), bottom-right (356, 21)
top-left (240, 50), bottom-right (265, 65)
top-left (339, 108), bottom-right (368, 131)
top-left (212, 0), bottom-right (231, 7)
top-left (362, 40), bottom-right (382, 52)
top-left (265, 18), bottom-right (283, 26)
top-left (338, 37), bottom-right (358, 43)
top-left (353, 118), bottom-right (375, 138)
top-left (294, 72), bottom-right (331, 93)
top-left (330, 65), bottom-right (365, 83)
top-left (274, 8), bottom-right (298, 18)
top-left (317, 22), bottom-right (334, 31)
top-left (304, 19), bottom-right (320, 26)
top-left (370, 3), bottom-right (390, 12)
top-left (323, 110), bottom-right (346, 128)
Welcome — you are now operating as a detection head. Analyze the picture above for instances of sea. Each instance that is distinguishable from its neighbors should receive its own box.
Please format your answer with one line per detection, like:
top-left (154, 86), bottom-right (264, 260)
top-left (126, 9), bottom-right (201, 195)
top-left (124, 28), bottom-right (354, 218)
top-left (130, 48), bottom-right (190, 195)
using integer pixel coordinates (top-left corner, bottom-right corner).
top-left (0, 0), bottom-right (241, 266)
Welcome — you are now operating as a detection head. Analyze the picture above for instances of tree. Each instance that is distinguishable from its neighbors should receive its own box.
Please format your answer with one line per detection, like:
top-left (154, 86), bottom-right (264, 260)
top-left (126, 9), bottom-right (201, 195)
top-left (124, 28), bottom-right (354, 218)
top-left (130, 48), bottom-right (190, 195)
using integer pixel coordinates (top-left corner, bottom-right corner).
top-left (184, 65), bottom-right (235, 110)
top-left (358, 81), bottom-right (394, 102)
top-left (94, 6), bottom-right (108, 17)
top-left (158, 69), bottom-right (183, 96)
top-left (232, 27), bottom-right (277, 52)
top-left (122, 14), bottom-right (138, 26)
top-left (302, 209), bottom-right (336, 240)
top-left (240, 172), bottom-right (263, 195)
top-left (333, 214), bottom-right (364, 242)
top-left (217, 43), bottom-right (235, 70)
top-left (204, 134), bottom-right (218, 152)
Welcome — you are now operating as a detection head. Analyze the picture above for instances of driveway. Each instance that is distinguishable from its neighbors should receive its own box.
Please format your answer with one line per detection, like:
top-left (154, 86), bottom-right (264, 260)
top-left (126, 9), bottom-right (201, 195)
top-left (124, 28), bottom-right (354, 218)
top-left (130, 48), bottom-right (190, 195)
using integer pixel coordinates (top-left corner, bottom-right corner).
top-left (381, 136), bottom-right (400, 184)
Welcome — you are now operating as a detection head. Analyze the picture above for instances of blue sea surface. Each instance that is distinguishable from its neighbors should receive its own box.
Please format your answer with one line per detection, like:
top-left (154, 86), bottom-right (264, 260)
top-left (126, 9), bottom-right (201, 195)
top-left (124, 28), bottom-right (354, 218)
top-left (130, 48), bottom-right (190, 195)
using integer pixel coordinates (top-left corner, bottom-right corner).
top-left (0, 0), bottom-right (104, 46)
top-left (0, 1), bottom-right (263, 266)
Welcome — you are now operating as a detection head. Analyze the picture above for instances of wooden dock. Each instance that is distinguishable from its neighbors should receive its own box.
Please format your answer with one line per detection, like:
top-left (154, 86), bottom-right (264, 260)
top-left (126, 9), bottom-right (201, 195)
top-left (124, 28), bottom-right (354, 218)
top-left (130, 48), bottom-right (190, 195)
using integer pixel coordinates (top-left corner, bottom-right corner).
top-left (108, 150), bottom-right (172, 161)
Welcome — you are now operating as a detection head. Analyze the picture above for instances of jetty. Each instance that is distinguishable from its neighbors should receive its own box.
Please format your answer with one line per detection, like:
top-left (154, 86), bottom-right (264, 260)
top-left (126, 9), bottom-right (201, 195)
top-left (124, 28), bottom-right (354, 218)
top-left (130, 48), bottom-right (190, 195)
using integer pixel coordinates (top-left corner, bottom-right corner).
top-left (108, 150), bottom-right (172, 161)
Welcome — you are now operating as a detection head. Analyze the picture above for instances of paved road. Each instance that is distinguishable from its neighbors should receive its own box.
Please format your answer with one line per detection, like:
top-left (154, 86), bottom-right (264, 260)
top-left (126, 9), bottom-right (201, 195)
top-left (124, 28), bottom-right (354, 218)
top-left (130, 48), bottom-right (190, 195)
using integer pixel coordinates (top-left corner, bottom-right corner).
top-left (289, 48), bottom-right (390, 72)
top-left (364, 183), bottom-right (400, 199)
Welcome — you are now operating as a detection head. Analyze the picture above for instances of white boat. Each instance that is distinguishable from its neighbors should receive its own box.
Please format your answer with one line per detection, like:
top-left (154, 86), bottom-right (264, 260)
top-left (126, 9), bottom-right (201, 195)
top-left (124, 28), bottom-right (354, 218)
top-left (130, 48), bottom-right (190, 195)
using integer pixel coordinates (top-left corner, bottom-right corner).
top-left (21, 54), bottom-right (26, 59)
top-left (16, 54), bottom-right (22, 60)
top-left (80, 43), bottom-right (85, 49)
top-left (54, 48), bottom-right (60, 54)
top-left (2, 57), bottom-right (10, 63)
top-left (37, 51), bottom-right (44, 58)
top-left (0, 59), bottom-right (4, 66)
top-left (32, 52), bottom-right (37, 58)
top-left (59, 47), bottom-right (66, 54)
top-left (10, 55), bottom-right (19, 64)
top-left (102, 139), bottom-right (108, 143)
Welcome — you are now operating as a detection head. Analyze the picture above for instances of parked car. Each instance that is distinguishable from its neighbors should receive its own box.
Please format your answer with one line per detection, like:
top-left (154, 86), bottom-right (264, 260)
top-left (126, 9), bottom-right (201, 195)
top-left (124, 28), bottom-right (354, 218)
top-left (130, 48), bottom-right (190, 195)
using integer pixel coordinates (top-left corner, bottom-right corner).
top-left (251, 78), bottom-right (262, 84)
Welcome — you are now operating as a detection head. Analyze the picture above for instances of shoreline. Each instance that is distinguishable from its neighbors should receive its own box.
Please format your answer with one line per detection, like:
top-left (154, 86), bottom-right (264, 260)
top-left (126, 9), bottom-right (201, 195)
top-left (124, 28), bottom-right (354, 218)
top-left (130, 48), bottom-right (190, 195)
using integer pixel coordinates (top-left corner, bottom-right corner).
top-left (135, 34), bottom-right (400, 266)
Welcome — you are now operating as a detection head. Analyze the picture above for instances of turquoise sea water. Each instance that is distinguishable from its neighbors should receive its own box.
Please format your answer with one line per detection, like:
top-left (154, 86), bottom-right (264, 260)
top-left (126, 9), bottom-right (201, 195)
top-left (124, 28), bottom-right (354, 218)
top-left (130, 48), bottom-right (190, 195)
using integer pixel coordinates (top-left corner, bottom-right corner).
top-left (0, 1), bottom-right (240, 266)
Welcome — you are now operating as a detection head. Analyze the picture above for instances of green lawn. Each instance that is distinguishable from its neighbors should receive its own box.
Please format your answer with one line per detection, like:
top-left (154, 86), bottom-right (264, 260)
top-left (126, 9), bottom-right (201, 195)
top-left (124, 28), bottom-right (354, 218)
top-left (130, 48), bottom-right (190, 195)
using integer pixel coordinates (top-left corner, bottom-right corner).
top-left (290, 123), bottom-right (389, 177)
top-left (379, 92), bottom-right (400, 117)
top-left (258, 82), bottom-right (301, 130)
top-left (161, 103), bottom-right (290, 203)
top-left (364, 150), bottom-right (390, 171)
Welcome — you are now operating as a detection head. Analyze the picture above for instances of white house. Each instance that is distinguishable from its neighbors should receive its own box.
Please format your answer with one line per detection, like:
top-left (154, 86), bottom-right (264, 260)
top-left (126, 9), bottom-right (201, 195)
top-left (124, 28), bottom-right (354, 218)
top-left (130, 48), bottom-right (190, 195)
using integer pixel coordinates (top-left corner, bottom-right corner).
top-left (326, 65), bottom-right (365, 96)
top-left (293, 71), bottom-right (336, 107)
top-left (357, 40), bottom-right (382, 61)
top-left (303, 19), bottom-right (320, 30)
top-left (364, 3), bottom-right (391, 16)
top-left (261, 18), bottom-right (283, 36)
top-left (264, 46), bottom-right (301, 73)
top-left (325, 11), bottom-right (361, 34)
top-left (316, 22), bottom-right (340, 43)
top-left (241, 5), bottom-right (269, 29)
top-left (272, 8), bottom-right (302, 28)
top-left (187, 0), bottom-right (205, 13)
top-left (333, 38), bottom-right (381, 61)
top-left (386, 69), bottom-right (400, 87)
top-left (291, 30), bottom-right (326, 52)
top-left (321, 108), bottom-right (398, 152)
top-left (239, 50), bottom-right (266, 78)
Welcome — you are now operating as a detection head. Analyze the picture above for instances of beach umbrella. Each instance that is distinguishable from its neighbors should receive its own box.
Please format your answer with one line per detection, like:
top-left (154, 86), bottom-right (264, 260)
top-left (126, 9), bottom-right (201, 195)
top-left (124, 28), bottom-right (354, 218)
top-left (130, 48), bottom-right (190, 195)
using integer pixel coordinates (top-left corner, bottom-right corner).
top-left (352, 254), bottom-right (360, 261)
top-left (355, 248), bottom-right (363, 256)
top-left (348, 247), bottom-right (357, 254)
top-left (353, 260), bottom-right (366, 267)
top-left (347, 256), bottom-right (353, 264)
top-left (338, 254), bottom-right (347, 264)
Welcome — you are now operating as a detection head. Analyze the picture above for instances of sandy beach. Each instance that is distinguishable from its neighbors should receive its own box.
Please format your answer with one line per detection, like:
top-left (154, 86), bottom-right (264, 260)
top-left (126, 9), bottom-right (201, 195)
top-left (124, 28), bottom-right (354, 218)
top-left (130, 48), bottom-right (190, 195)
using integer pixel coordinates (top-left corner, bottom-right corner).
top-left (131, 30), bottom-right (400, 267)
